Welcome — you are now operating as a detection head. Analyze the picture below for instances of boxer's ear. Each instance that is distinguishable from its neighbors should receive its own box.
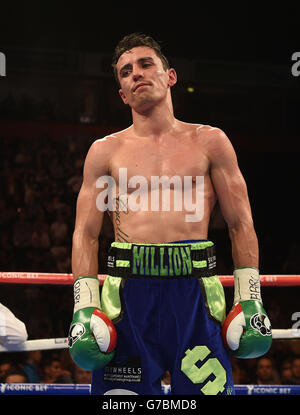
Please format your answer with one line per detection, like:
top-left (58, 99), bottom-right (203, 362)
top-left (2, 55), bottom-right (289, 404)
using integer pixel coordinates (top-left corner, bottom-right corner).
top-left (119, 89), bottom-right (128, 105)
top-left (167, 68), bottom-right (177, 87)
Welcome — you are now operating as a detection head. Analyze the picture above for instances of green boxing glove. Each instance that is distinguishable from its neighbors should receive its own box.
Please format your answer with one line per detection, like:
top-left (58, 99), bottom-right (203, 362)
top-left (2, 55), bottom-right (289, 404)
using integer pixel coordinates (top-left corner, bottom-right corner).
top-left (221, 267), bottom-right (272, 359)
top-left (68, 276), bottom-right (117, 371)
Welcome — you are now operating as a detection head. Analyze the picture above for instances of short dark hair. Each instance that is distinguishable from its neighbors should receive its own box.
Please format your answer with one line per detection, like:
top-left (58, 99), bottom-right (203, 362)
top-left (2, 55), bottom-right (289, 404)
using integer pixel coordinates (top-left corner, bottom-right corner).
top-left (4, 367), bottom-right (28, 382)
top-left (112, 33), bottom-right (170, 84)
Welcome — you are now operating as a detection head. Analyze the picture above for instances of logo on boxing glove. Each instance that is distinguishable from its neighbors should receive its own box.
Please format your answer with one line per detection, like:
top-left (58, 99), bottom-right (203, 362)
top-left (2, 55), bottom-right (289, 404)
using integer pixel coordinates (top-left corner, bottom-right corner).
top-left (68, 322), bottom-right (86, 348)
top-left (250, 313), bottom-right (272, 336)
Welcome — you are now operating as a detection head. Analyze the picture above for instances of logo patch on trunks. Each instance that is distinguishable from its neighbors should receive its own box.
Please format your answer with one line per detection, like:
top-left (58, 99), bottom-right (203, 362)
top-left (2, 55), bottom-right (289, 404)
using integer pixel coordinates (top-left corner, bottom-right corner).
top-left (132, 244), bottom-right (192, 277)
top-left (104, 356), bottom-right (142, 383)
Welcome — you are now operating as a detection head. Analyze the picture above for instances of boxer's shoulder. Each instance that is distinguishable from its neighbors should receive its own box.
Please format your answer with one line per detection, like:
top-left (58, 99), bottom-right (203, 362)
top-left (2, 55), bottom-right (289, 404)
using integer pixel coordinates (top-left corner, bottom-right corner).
top-left (195, 124), bottom-right (227, 142)
top-left (85, 130), bottom-right (129, 167)
top-left (194, 125), bottom-right (236, 163)
top-left (92, 130), bottom-right (127, 147)
top-left (177, 122), bottom-right (227, 144)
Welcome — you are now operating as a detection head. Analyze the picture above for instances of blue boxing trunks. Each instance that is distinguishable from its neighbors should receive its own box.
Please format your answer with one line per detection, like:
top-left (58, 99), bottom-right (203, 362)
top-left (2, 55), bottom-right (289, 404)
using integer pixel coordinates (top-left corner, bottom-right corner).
top-left (91, 240), bottom-right (234, 395)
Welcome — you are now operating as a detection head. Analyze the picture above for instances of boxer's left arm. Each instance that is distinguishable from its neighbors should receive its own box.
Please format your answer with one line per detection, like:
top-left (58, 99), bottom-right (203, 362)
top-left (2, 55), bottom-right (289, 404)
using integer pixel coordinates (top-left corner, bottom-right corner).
top-left (209, 129), bottom-right (272, 358)
top-left (209, 129), bottom-right (258, 269)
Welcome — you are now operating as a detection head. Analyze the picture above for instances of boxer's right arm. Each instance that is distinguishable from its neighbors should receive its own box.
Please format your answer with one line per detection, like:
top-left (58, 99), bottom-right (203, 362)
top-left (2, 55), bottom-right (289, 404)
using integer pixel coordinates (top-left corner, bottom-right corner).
top-left (69, 139), bottom-right (117, 371)
top-left (71, 183), bottom-right (101, 280)
top-left (72, 140), bottom-right (107, 279)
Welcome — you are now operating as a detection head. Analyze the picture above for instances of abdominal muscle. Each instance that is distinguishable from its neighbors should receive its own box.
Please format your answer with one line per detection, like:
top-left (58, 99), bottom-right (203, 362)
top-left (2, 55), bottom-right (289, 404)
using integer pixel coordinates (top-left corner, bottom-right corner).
top-left (111, 189), bottom-right (215, 244)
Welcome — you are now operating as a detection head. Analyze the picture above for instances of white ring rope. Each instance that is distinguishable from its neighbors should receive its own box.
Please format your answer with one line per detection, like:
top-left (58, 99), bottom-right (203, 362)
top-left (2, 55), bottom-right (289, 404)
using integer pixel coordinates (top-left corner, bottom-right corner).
top-left (0, 338), bottom-right (68, 353)
top-left (0, 329), bottom-right (299, 353)
top-left (271, 329), bottom-right (300, 340)
top-left (0, 272), bottom-right (299, 353)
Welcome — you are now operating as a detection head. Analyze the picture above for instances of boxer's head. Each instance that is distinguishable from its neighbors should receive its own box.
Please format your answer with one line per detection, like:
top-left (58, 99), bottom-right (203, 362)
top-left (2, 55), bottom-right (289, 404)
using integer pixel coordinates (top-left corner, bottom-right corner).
top-left (112, 33), bottom-right (170, 86)
top-left (112, 33), bottom-right (176, 113)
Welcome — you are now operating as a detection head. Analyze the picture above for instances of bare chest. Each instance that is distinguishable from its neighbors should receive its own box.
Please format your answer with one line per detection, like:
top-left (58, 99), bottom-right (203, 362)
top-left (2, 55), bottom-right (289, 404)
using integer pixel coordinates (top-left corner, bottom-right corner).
top-left (109, 137), bottom-right (209, 184)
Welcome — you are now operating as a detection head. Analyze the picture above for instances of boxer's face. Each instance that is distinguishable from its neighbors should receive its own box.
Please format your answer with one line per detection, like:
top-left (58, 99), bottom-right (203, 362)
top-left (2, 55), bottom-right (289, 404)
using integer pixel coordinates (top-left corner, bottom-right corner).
top-left (116, 46), bottom-right (176, 112)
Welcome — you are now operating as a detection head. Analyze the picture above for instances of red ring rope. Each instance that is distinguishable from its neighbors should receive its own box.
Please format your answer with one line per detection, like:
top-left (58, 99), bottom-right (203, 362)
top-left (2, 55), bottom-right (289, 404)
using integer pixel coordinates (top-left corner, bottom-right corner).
top-left (0, 272), bottom-right (299, 286)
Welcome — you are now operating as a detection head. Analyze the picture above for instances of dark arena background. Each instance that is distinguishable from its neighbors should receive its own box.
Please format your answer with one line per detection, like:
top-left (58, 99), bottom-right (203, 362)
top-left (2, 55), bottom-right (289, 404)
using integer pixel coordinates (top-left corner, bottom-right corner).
top-left (0, 1), bottom-right (300, 405)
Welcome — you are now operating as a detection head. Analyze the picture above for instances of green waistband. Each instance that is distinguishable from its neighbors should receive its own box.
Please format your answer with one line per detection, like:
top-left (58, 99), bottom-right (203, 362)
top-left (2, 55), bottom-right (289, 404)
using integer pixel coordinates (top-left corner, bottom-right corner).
top-left (107, 241), bottom-right (216, 279)
top-left (111, 241), bottom-right (214, 250)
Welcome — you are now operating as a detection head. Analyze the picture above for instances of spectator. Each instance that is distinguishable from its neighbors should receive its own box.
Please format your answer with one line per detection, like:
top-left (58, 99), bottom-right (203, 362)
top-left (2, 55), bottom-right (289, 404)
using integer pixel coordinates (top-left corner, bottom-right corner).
top-left (50, 237), bottom-right (71, 273)
top-left (280, 358), bottom-right (293, 384)
top-left (0, 230), bottom-right (14, 269)
top-left (48, 155), bottom-right (65, 180)
top-left (73, 365), bottom-right (92, 384)
top-left (32, 219), bottom-right (51, 251)
top-left (0, 359), bottom-right (12, 381)
top-left (67, 160), bottom-right (83, 194)
top-left (50, 211), bottom-right (69, 244)
top-left (12, 208), bottom-right (32, 270)
top-left (23, 351), bottom-right (42, 383)
top-left (254, 357), bottom-right (280, 385)
top-left (41, 357), bottom-right (62, 383)
top-left (41, 355), bottom-right (73, 384)
top-left (287, 355), bottom-right (300, 385)
top-left (230, 357), bottom-right (249, 384)
top-left (4, 367), bottom-right (28, 383)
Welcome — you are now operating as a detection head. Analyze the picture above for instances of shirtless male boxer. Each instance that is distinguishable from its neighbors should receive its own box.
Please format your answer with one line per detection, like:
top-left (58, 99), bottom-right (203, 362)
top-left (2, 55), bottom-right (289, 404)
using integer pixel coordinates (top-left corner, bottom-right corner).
top-left (68, 33), bottom-right (272, 395)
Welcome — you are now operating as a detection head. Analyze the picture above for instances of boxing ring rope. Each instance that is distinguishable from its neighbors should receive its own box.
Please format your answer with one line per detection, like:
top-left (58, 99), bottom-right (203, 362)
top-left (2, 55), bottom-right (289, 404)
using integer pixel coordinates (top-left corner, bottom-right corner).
top-left (1, 272), bottom-right (300, 286)
top-left (0, 272), bottom-right (300, 353)
top-left (1, 272), bottom-right (300, 395)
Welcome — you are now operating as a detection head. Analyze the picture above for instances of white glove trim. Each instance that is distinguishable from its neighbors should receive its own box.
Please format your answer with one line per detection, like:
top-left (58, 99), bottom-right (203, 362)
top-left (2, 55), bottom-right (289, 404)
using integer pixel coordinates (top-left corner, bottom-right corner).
top-left (233, 267), bottom-right (262, 304)
top-left (90, 312), bottom-right (111, 352)
top-left (225, 310), bottom-right (246, 350)
top-left (73, 276), bottom-right (101, 313)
